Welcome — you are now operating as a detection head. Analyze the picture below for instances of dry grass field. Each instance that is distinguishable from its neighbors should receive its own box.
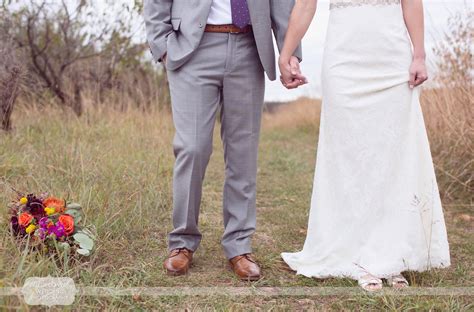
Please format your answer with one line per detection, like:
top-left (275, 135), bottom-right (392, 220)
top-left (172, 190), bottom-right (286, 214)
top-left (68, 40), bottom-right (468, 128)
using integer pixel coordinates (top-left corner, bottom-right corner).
top-left (0, 2), bottom-right (472, 310)
top-left (0, 79), bottom-right (473, 310)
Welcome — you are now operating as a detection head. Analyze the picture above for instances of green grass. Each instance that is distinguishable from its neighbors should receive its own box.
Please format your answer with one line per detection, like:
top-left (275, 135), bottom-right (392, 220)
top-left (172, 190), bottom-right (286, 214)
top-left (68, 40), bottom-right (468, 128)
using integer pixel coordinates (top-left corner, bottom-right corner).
top-left (0, 106), bottom-right (472, 311)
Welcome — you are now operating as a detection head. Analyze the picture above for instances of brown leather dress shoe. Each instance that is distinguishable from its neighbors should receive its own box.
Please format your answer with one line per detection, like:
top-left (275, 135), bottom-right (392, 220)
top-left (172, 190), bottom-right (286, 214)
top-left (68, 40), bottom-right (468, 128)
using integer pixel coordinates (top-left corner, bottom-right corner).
top-left (229, 254), bottom-right (261, 281)
top-left (163, 248), bottom-right (193, 276)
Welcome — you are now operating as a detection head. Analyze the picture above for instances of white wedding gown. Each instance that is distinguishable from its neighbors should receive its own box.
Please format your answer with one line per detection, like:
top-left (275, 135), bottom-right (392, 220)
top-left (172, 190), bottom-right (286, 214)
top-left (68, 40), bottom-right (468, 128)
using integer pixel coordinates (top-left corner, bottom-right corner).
top-left (281, 0), bottom-right (451, 280)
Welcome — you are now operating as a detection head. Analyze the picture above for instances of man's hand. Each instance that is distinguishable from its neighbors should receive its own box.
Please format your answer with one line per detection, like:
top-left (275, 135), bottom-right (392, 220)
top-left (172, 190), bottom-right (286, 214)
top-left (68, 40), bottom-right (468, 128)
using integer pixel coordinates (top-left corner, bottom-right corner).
top-left (279, 56), bottom-right (307, 89)
top-left (409, 57), bottom-right (428, 89)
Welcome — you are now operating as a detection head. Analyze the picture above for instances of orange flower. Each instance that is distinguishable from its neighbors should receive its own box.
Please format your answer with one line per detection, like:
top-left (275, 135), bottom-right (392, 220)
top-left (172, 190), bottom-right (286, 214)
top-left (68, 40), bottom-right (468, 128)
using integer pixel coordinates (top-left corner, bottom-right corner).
top-left (43, 197), bottom-right (65, 213)
top-left (58, 214), bottom-right (74, 235)
top-left (19, 213), bottom-right (34, 227)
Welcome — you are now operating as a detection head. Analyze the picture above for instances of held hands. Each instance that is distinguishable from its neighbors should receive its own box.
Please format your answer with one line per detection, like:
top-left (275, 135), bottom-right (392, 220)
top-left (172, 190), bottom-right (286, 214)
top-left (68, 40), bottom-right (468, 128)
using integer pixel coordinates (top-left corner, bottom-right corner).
top-left (409, 57), bottom-right (428, 89)
top-left (279, 56), bottom-right (308, 89)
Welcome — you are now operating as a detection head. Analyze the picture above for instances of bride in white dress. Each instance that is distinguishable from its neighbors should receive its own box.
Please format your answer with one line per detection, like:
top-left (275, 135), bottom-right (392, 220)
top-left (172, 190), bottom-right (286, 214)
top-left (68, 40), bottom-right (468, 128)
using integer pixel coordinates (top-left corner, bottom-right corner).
top-left (278, 0), bottom-right (451, 291)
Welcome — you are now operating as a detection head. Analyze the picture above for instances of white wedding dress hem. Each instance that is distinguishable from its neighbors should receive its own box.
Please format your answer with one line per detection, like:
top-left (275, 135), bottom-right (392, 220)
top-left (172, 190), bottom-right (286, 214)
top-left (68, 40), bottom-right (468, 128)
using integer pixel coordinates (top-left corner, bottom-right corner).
top-left (281, 252), bottom-right (450, 280)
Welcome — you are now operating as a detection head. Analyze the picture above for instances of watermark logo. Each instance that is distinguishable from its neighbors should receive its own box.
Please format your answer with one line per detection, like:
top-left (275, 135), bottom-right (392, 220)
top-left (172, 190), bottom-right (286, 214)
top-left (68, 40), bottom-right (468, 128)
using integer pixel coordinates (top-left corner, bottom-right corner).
top-left (21, 276), bottom-right (77, 306)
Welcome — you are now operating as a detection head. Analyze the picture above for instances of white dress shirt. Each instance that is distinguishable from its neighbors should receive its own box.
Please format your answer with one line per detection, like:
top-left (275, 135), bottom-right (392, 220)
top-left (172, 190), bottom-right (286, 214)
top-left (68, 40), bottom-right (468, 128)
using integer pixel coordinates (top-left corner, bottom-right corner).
top-left (207, 0), bottom-right (233, 25)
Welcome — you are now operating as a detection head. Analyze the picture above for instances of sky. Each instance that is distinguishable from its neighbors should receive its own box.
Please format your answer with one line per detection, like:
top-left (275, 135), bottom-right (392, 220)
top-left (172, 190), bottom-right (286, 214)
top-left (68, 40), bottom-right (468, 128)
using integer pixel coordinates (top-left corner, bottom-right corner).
top-left (265, 0), bottom-right (471, 101)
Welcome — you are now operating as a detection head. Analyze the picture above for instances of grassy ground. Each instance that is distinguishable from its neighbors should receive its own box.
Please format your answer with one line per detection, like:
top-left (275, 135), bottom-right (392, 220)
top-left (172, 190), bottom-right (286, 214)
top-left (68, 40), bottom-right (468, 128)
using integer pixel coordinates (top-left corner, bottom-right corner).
top-left (0, 97), bottom-right (473, 310)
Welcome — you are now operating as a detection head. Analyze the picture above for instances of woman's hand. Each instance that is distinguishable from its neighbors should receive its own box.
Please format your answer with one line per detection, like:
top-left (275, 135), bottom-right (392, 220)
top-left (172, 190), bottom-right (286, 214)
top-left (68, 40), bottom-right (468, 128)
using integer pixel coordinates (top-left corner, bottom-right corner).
top-left (402, 0), bottom-right (427, 89)
top-left (409, 57), bottom-right (428, 88)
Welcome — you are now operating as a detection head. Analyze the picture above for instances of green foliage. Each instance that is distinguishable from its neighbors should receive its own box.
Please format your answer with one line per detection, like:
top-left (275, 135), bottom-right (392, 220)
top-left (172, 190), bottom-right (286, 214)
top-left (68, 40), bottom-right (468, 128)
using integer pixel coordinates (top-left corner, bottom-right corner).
top-left (66, 202), bottom-right (83, 224)
top-left (73, 231), bottom-right (94, 253)
top-left (66, 203), bottom-right (82, 210)
top-left (76, 248), bottom-right (90, 256)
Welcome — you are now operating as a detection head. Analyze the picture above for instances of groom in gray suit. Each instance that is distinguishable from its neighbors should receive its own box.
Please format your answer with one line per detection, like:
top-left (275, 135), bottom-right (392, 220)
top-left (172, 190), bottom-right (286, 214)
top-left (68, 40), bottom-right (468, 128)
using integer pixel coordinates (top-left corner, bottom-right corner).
top-left (144, 0), bottom-right (303, 280)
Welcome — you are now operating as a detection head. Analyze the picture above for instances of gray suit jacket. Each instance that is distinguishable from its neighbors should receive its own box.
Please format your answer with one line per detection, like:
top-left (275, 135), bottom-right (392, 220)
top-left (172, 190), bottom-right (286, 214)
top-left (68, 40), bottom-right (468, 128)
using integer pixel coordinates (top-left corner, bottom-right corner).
top-left (144, 0), bottom-right (302, 81)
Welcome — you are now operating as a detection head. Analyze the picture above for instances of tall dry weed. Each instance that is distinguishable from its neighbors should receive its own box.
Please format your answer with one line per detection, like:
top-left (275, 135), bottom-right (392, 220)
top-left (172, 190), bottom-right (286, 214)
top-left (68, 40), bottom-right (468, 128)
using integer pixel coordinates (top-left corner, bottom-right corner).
top-left (263, 97), bottom-right (321, 130)
top-left (422, 9), bottom-right (473, 203)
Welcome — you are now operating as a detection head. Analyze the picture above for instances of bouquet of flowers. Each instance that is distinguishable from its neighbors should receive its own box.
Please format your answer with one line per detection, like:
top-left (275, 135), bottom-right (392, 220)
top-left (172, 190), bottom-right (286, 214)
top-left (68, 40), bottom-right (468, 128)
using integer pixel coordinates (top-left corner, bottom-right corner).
top-left (9, 192), bottom-right (95, 257)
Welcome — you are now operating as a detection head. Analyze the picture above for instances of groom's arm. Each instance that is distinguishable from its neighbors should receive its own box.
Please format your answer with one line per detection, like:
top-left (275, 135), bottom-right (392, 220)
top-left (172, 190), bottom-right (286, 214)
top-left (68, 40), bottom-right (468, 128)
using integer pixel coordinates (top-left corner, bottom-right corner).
top-left (143, 0), bottom-right (173, 63)
top-left (270, 0), bottom-right (303, 62)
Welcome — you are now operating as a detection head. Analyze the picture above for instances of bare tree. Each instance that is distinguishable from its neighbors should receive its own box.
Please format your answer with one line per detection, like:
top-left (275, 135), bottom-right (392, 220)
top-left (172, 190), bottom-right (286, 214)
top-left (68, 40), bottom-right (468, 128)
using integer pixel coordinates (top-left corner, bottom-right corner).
top-left (434, 10), bottom-right (473, 88)
top-left (434, 9), bottom-right (473, 126)
top-left (3, 0), bottom-right (169, 117)
top-left (7, 0), bottom-right (121, 115)
top-left (0, 14), bottom-right (24, 131)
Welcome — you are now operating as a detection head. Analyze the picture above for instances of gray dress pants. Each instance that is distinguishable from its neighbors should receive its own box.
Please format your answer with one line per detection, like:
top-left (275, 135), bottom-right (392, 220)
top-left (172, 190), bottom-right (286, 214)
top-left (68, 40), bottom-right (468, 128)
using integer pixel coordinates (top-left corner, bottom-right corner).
top-left (166, 31), bottom-right (265, 259)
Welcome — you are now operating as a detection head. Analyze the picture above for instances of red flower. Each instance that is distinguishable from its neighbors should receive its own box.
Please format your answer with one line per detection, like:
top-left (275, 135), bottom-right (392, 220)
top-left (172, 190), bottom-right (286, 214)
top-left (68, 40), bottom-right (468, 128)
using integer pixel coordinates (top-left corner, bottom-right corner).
top-left (58, 214), bottom-right (74, 235)
top-left (43, 197), bottom-right (65, 214)
top-left (19, 213), bottom-right (34, 227)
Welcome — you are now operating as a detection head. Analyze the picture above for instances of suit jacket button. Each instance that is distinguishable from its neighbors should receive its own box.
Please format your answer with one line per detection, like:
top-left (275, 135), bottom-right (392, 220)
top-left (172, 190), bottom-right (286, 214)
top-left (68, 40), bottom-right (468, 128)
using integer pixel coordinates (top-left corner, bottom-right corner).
top-left (199, 22), bottom-right (203, 28)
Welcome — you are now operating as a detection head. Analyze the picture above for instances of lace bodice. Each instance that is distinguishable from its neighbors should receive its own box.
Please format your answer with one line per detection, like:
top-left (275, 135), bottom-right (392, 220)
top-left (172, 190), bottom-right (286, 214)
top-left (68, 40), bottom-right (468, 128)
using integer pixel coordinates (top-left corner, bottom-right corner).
top-left (330, 0), bottom-right (400, 10)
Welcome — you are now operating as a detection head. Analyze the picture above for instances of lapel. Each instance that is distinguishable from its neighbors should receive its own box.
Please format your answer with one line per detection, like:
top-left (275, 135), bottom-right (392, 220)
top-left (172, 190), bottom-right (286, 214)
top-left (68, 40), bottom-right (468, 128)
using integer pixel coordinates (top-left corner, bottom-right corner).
top-left (247, 0), bottom-right (256, 10)
top-left (202, 0), bottom-right (213, 16)
top-left (247, 0), bottom-right (267, 25)
top-left (247, 0), bottom-right (258, 24)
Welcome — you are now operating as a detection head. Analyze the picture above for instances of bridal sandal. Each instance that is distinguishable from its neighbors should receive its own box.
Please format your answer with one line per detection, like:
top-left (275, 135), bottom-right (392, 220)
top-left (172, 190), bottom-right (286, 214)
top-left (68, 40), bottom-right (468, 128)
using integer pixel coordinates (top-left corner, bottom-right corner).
top-left (387, 274), bottom-right (409, 289)
top-left (358, 275), bottom-right (383, 292)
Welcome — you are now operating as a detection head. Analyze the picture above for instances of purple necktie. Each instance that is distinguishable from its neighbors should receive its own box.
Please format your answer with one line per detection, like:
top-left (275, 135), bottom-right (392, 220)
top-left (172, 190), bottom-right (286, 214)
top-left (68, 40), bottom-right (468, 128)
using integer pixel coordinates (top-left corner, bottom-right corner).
top-left (231, 0), bottom-right (251, 29)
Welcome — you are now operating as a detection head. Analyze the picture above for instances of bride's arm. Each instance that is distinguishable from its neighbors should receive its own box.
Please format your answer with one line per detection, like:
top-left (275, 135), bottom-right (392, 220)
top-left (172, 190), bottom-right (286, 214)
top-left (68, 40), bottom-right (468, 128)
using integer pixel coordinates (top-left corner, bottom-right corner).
top-left (279, 0), bottom-right (317, 62)
top-left (279, 0), bottom-right (317, 86)
top-left (401, 0), bottom-right (428, 87)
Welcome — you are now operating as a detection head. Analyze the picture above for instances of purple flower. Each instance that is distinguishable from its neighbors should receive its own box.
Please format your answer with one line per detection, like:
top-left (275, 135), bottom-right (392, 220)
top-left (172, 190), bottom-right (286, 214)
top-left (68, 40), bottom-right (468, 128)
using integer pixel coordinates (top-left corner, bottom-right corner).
top-left (10, 216), bottom-right (20, 235)
top-left (27, 197), bottom-right (45, 218)
top-left (21, 194), bottom-right (45, 220)
top-left (38, 217), bottom-right (65, 239)
top-left (51, 222), bottom-right (65, 238)
top-left (39, 217), bottom-right (50, 229)
top-left (37, 228), bottom-right (47, 240)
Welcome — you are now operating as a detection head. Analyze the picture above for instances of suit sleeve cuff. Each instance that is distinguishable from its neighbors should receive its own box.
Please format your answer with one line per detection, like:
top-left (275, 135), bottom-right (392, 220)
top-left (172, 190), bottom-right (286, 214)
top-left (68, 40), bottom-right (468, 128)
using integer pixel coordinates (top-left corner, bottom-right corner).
top-left (293, 45), bottom-right (303, 63)
top-left (148, 35), bottom-right (170, 63)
